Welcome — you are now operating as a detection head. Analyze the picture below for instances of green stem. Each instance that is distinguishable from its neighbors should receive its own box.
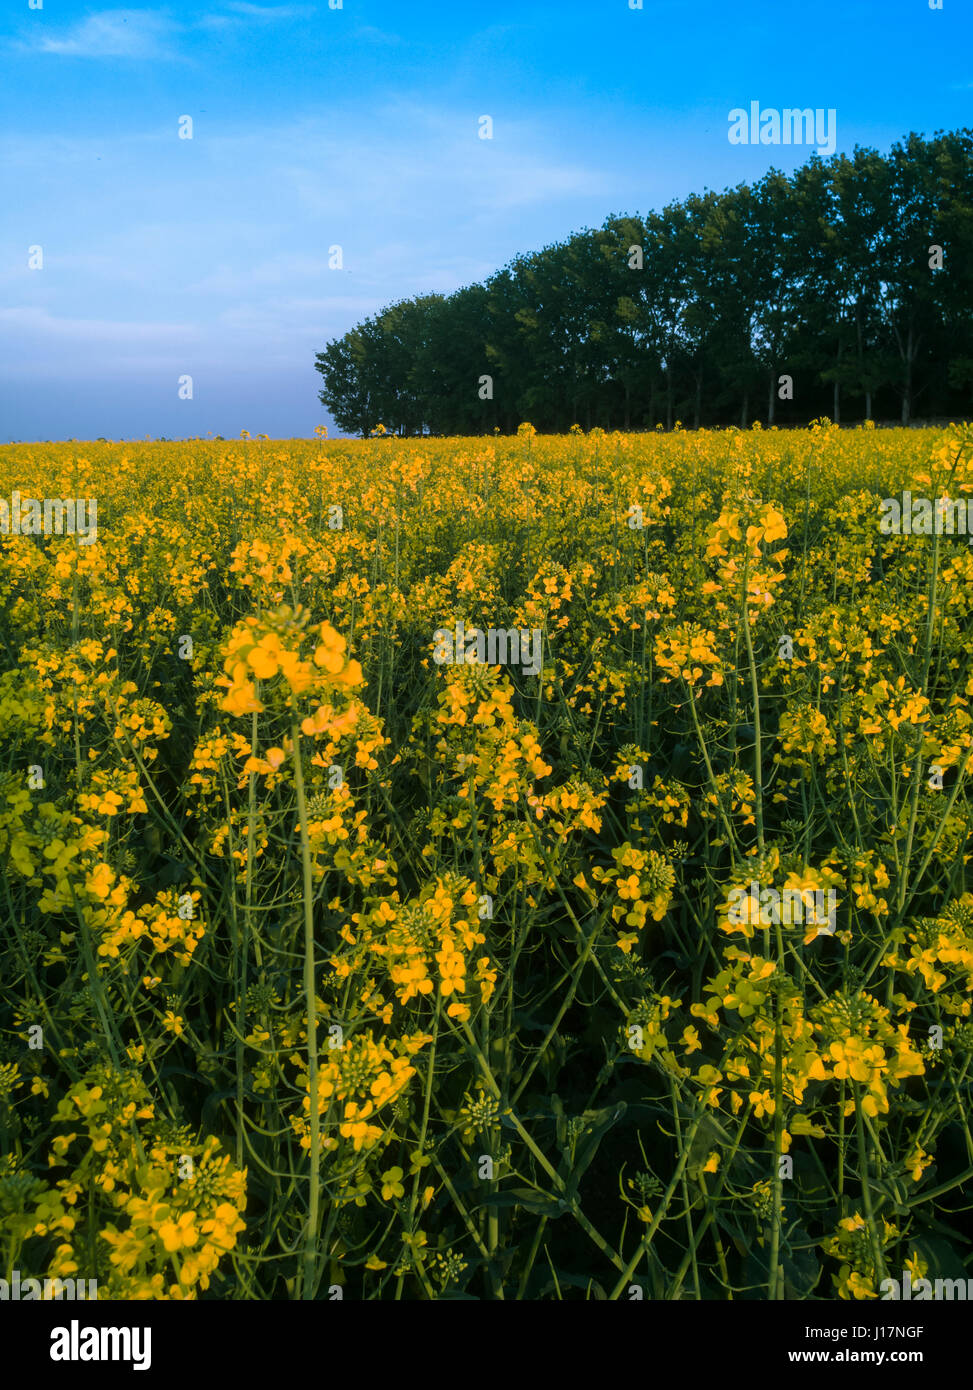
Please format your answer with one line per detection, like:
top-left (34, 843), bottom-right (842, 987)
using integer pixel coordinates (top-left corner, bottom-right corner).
top-left (292, 722), bottom-right (321, 1301)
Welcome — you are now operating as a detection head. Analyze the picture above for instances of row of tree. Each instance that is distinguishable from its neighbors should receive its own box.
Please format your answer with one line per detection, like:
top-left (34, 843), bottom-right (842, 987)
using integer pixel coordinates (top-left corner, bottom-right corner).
top-left (315, 130), bottom-right (973, 435)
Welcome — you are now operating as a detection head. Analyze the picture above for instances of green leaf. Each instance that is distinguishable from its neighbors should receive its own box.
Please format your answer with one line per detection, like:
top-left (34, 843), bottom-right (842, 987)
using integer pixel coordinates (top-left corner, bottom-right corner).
top-left (562, 1102), bottom-right (627, 1202)
top-left (781, 1243), bottom-right (822, 1298)
top-left (479, 1187), bottom-right (570, 1218)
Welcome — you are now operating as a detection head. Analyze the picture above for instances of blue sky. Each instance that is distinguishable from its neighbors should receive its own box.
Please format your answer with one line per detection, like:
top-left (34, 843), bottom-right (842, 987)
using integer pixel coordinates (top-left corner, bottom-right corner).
top-left (1, 0), bottom-right (970, 442)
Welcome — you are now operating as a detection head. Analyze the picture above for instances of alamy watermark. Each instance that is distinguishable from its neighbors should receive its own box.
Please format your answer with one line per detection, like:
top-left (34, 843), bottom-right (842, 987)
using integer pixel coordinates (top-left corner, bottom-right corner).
top-left (880, 1269), bottom-right (973, 1300)
top-left (728, 102), bottom-right (837, 156)
top-left (879, 491), bottom-right (973, 536)
top-left (0, 492), bottom-right (98, 545)
top-left (0, 1269), bottom-right (98, 1300)
top-left (50, 1319), bottom-right (151, 1371)
top-left (433, 620), bottom-right (543, 676)
top-left (727, 881), bottom-right (837, 936)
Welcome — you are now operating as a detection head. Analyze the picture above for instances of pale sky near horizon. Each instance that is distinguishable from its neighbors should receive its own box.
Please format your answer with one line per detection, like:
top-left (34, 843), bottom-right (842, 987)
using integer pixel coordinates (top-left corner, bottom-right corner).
top-left (1, 0), bottom-right (970, 442)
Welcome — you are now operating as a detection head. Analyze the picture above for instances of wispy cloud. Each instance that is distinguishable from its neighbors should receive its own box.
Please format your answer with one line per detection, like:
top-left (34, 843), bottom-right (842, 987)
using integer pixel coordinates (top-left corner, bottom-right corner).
top-left (0, 305), bottom-right (195, 345)
top-left (13, 3), bottom-right (312, 57)
top-left (186, 255), bottom-right (339, 295)
top-left (195, 2), bottom-right (315, 31)
top-left (222, 2), bottom-right (314, 18)
top-left (20, 9), bottom-right (178, 59)
top-left (271, 104), bottom-right (611, 223)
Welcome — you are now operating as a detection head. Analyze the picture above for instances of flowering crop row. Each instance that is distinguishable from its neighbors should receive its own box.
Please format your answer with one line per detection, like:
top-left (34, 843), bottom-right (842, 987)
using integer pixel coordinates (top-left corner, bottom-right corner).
top-left (1, 419), bottom-right (972, 1299)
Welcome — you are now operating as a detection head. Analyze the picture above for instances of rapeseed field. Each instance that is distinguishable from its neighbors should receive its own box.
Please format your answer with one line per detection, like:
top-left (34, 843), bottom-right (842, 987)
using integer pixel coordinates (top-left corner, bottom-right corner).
top-left (2, 420), bottom-right (972, 1300)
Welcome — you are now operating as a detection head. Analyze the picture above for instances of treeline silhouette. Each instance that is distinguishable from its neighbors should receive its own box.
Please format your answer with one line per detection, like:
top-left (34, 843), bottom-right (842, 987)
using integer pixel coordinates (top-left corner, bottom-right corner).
top-left (315, 129), bottom-right (973, 436)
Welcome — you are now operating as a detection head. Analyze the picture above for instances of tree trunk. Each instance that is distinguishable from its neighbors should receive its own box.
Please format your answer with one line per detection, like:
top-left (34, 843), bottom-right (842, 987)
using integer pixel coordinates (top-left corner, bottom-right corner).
top-left (833, 379), bottom-right (840, 425)
top-left (855, 301), bottom-right (868, 422)
top-left (901, 330), bottom-right (913, 425)
top-left (694, 374), bottom-right (702, 429)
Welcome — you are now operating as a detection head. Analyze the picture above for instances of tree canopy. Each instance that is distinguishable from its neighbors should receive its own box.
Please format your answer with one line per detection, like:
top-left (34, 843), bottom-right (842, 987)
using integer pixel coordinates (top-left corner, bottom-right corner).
top-left (315, 129), bottom-right (973, 435)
